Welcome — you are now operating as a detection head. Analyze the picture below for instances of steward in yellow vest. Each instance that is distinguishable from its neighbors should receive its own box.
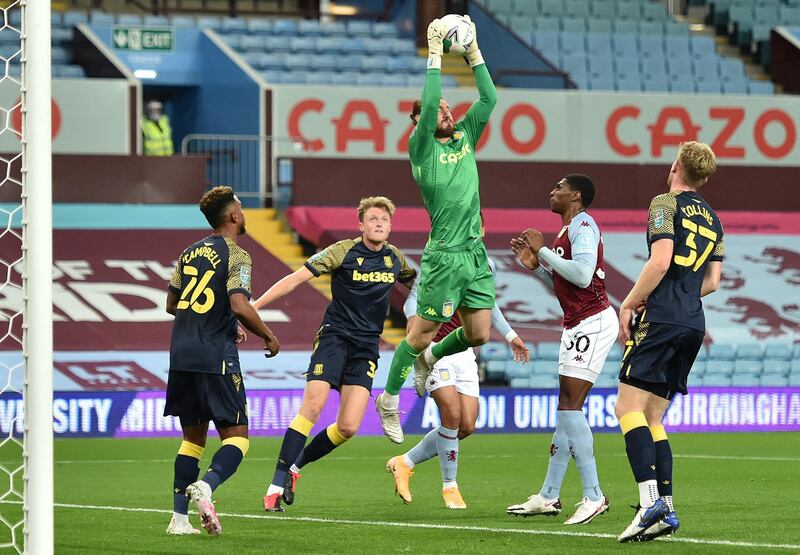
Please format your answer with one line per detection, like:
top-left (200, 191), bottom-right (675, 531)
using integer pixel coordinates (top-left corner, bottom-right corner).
top-left (141, 100), bottom-right (174, 156)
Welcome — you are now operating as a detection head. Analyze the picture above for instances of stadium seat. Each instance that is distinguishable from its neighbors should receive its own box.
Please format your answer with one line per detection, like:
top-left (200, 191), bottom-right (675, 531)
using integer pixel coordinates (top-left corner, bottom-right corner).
top-left (171, 15), bottom-right (196, 28)
top-left (789, 374), bottom-right (800, 387)
top-left (607, 343), bottom-right (623, 362)
top-left (702, 374), bottom-right (732, 386)
top-left (737, 343), bottom-right (764, 360)
top-left (221, 17), bottom-right (247, 34)
top-left (561, 54), bottom-right (588, 77)
top-left (616, 76), bottom-right (642, 91)
top-left (592, 0), bottom-right (615, 19)
top-left (386, 56), bottom-right (413, 74)
top-left (687, 372), bottom-right (703, 388)
top-left (196, 16), bottom-right (222, 30)
top-left (693, 58), bottom-right (720, 78)
top-left (511, 18), bottom-right (535, 38)
top-left (595, 372), bottom-right (617, 388)
top-left (486, 0), bottom-right (513, 13)
top-left (670, 80), bottom-right (695, 93)
top-left (540, 0), bottom-right (565, 17)
top-left (665, 21), bottom-right (690, 35)
top-left (590, 77), bottom-right (615, 90)
top-left (760, 374), bottom-right (788, 387)
top-left (762, 359), bottom-right (790, 375)
top-left (63, 11), bottom-right (89, 26)
top-left (360, 56), bottom-right (387, 73)
top-left (372, 22), bottom-right (399, 38)
top-left (668, 57), bottom-right (693, 78)
top-left (562, 17), bottom-right (588, 33)
top-left (347, 20), bottom-right (373, 37)
top-left (565, 0), bottom-right (591, 18)
top-left (338, 54), bottom-right (364, 72)
top-left (305, 72), bottom-right (335, 85)
top-left (310, 54), bottom-right (339, 72)
top-left (588, 19), bottom-right (613, 34)
top-left (722, 81), bottom-right (747, 94)
top-left (356, 73), bottom-right (384, 87)
top-left (587, 33), bottom-right (612, 55)
top-left (690, 359), bottom-right (706, 376)
top-left (708, 343), bottom-right (736, 361)
top-left (537, 342), bottom-right (560, 360)
top-left (480, 341), bottom-right (510, 361)
top-left (143, 15), bottom-right (169, 26)
top-left (535, 16), bottom-right (561, 32)
top-left (531, 360), bottom-right (553, 375)
top-left (696, 80), bottom-right (722, 93)
top-left (532, 374), bottom-right (560, 389)
top-left (719, 58), bottom-right (745, 80)
top-left (272, 19), bottom-right (299, 35)
top-left (615, 56), bottom-right (641, 79)
top-left (665, 36), bottom-right (691, 58)
top-left (705, 359), bottom-right (734, 375)
top-left (643, 78), bottom-right (669, 92)
top-left (764, 343), bottom-right (792, 361)
top-left (509, 377), bottom-right (531, 388)
top-left (690, 36), bottom-right (717, 59)
top-left (639, 21), bottom-right (665, 36)
top-left (507, 360), bottom-right (534, 379)
top-left (733, 360), bottom-right (762, 375)
top-left (261, 53), bottom-right (288, 71)
top-left (695, 345), bottom-right (708, 361)
top-left (290, 36), bottom-right (317, 54)
top-left (51, 47), bottom-right (69, 64)
top-left (281, 71), bottom-right (307, 84)
top-left (407, 74), bottom-right (426, 87)
top-left (613, 20), bottom-right (638, 35)
top-left (731, 374), bottom-right (760, 387)
top-left (643, 2), bottom-right (668, 20)
top-left (748, 81), bottom-right (775, 94)
top-left (390, 38), bottom-right (416, 56)
top-left (89, 12), bottom-right (114, 25)
top-left (242, 52), bottom-right (266, 69)
top-left (54, 64), bottom-right (86, 78)
top-left (589, 56), bottom-right (614, 78)
top-left (617, 0), bottom-right (642, 19)
top-left (484, 360), bottom-right (508, 382)
top-left (560, 32), bottom-right (585, 55)
top-left (260, 70), bottom-right (281, 83)
top-left (794, 344), bottom-right (800, 359)
top-left (791, 359), bottom-right (800, 374)
top-left (330, 72), bottom-right (359, 85)
top-left (246, 19), bottom-right (273, 34)
top-left (240, 35), bottom-right (264, 51)
top-left (51, 28), bottom-right (73, 43)
top-left (613, 34), bottom-right (638, 55)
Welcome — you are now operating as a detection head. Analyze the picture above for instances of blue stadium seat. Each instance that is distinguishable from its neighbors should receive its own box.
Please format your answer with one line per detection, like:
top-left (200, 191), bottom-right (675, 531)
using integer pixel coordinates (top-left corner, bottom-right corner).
top-left (143, 15), bottom-right (169, 26)
top-left (272, 19), bottom-right (298, 35)
top-left (372, 22), bottom-right (399, 38)
top-left (382, 74), bottom-right (409, 87)
top-left (281, 71), bottom-right (307, 84)
top-left (589, 55), bottom-right (614, 78)
top-left (290, 36), bottom-right (317, 54)
top-left (595, 371), bottom-right (617, 388)
top-left (535, 16), bottom-right (562, 32)
top-left (407, 74), bottom-right (426, 87)
top-left (702, 374), bottom-right (731, 386)
top-left (762, 359), bottom-right (790, 375)
top-left (570, 75), bottom-right (589, 89)
top-left (748, 81), bottom-right (775, 94)
top-left (486, 0), bottom-right (513, 13)
top-left (693, 58), bottom-right (720, 78)
top-left (613, 20), bottom-right (638, 35)
top-left (168, 15), bottom-right (194, 28)
top-left (670, 80), bottom-right (695, 93)
top-left (51, 28), bottom-right (73, 43)
top-left (734, 360), bottom-right (762, 375)
top-left (639, 35), bottom-right (664, 56)
top-left (340, 38), bottom-right (367, 55)
top-left (507, 360), bottom-right (533, 379)
top-left (790, 374), bottom-right (800, 387)
top-left (390, 38), bottom-right (416, 56)
top-left (330, 72), bottom-right (359, 85)
top-left (485, 360), bottom-right (508, 381)
top-left (706, 359), bottom-right (734, 375)
top-left (116, 14), bottom-right (142, 26)
top-left (338, 54), bottom-right (364, 72)
top-left (260, 70), bottom-right (281, 83)
top-left (63, 11), bottom-right (89, 26)
top-left (561, 53), bottom-right (588, 76)
top-left (590, 77), bottom-right (615, 90)
top-left (510, 377), bottom-right (531, 388)
top-left (731, 374), bottom-right (760, 386)
top-left (534, 30), bottom-right (560, 52)
top-left (708, 343), bottom-right (736, 361)
top-left (665, 22), bottom-right (690, 36)
top-left (240, 35), bottom-right (264, 51)
top-left (615, 56), bottom-right (641, 79)
top-left (242, 52), bottom-right (266, 69)
top-left (690, 36), bottom-right (716, 59)
top-left (196, 16), bottom-right (222, 30)
top-left (588, 19), bottom-right (613, 34)
top-left (794, 344), bottom-right (800, 359)
top-left (665, 35), bottom-right (691, 57)
top-left (668, 57), bottom-right (693, 78)
top-left (613, 34), bottom-right (638, 55)
top-left (737, 343), bottom-right (764, 360)
top-left (532, 374), bottom-right (560, 389)
top-left (305, 72), bottom-right (335, 85)
top-left (356, 73), bottom-right (384, 87)
top-left (347, 20), bottom-right (373, 37)
top-left (642, 62), bottom-right (668, 81)
top-left (723, 81), bottom-right (747, 94)
top-left (360, 56), bottom-right (387, 73)
top-left (587, 33), bottom-right (612, 54)
top-left (607, 343), bottom-right (623, 362)
top-left (89, 12), bottom-right (114, 25)
top-left (616, 76), bottom-right (642, 91)
top-left (695, 345), bottom-right (708, 361)
top-left (531, 360), bottom-right (553, 375)
top-left (310, 54), bottom-right (339, 72)
top-left (386, 56), bottom-right (413, 73)
top-left (592, 0), bottom-right (615, 19)
top-left (719, 58), bottom-right (745, 80)
top-left (764, 343), bottom-right (792, 361)
top-left (285, 53), bottom-right (312, 70)
top-left (296, 19), bottom-right (322, 35)
top-left (639, 21), bottom-right (665, 36)
top-left (314, 36), bottom-right (339, 54)
top-left (696, 81), bottom-right (722, 94)
top-left (51, 46), bottom-right (69, 64)
top-left (690, 359), bottom-right (706, 376)
top-left (643, 78), bottom-right (669, 92)
top-left (54, 64), bottom-right (86, 78)
top-left (246, 19), bottom-right (273, 34)
top-left (540, 0), bottom-right (565, 17)
top-left (617, 0), bottom-right (642, 19)
top-left (511, 17), bottom-right (535, 38)
top-left (560, 31), bottom-right (585, 54)
top-left (562, 17), bottom-right (587, 33)
top-left (224, 34), bottom-right (244, 50)
top-left (760, 374), bottom-right (788, 387)
top-left (221, 17), bottom-right (247, 34)
top-left (481, 341), bottom-right (511, 361)
top-left (565, 0), bottom-right (591, 18)
top-left (687, 372), bottom-right (703, 388)
top-left (261, 53), bottom-right (288, 71)
top-left (643, 2), bottom-right (668, 20)
top-left (537, 342), bottom-right (561, 360)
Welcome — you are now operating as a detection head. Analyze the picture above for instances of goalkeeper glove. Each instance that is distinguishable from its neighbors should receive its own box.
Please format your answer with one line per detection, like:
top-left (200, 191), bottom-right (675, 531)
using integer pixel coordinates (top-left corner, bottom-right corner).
top-left (426, 18), bottom-right (447, 69)
top-left (461, 15), bottom-right (485, 67)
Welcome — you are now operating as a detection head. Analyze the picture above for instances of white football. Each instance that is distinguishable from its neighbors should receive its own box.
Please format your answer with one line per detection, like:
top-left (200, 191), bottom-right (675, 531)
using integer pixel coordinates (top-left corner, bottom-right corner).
top-left (440, 14), bottom-right (475, 55)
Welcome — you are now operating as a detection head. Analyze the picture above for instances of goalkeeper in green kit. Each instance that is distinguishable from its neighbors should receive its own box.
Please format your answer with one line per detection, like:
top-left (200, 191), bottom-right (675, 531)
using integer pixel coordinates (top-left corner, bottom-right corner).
top-left (376, 15), bottom-right (497, 443)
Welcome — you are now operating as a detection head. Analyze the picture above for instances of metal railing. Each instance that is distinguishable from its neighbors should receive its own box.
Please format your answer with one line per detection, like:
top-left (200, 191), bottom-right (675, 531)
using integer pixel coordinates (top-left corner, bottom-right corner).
top-left (181, 134), bottom-right (311, 204)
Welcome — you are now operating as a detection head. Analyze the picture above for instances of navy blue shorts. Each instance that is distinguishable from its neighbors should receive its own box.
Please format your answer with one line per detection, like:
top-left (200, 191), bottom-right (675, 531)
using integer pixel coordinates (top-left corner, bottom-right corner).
top-left (164, 371), bottom-right (248, 429)
top-left (306, 330), bottom-right (379, 392)
top-left (619, 320), bottom-right (704, 400)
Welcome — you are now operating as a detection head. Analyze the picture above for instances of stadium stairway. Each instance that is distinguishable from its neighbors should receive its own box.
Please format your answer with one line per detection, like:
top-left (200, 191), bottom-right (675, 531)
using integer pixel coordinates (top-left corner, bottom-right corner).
top-left (243, 208), bottom-right (406, 345)
top-left (418, 46), bottom-right (474, 87)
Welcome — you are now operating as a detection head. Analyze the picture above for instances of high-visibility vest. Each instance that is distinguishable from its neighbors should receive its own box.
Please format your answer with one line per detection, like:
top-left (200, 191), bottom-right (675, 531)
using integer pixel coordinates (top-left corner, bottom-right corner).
top-left (141, 115), bottom-right (174, 156)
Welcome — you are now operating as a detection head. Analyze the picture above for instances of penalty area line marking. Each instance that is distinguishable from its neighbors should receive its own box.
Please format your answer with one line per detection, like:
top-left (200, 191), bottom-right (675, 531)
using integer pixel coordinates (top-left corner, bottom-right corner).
top-left (2, 500), bottom-right (795, 551)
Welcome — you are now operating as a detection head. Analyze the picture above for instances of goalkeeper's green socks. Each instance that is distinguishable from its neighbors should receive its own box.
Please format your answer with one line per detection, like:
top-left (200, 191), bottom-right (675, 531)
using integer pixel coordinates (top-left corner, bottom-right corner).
top-left (431, 327), bottom-right (471, 359)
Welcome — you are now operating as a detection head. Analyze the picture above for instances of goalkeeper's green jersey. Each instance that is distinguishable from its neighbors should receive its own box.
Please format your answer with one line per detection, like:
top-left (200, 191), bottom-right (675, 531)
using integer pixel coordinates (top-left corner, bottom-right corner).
top-left (408, 64), bottom-right (497, 251)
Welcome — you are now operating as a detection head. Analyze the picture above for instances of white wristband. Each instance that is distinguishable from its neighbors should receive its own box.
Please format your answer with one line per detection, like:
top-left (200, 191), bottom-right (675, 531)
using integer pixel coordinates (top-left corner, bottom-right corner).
top-left (505, 330), bottom-right (519, 343)
top-left (427, 54), bottom-right (442, 70)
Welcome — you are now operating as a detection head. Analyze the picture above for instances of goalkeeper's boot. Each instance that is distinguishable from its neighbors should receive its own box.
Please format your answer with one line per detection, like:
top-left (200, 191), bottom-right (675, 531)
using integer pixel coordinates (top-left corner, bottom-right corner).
top-left (386, 456), bottom-right (413, 503)
top-left (506, 493), bottom-right (562, 517)
top-left (375, 393), bottom-right (404, 444)
top-left (564, 496), bottom-right (610, 525)
top-left (185, 481), bottom-right (221, 536)
top-left (617, 498), bottom-right (669, 543)
top-left (442, 486), bottom-right (467, 509)
top-left (263, 492), bottom-right (285, 512)
top-left (165, 514), bottom-right (201, 535)
top-left (282, 470), bottom-right (300, 506)
top-left (412, 349), bottom-right (435, 398)
top-left (640, 511), bottom-right (680, 541)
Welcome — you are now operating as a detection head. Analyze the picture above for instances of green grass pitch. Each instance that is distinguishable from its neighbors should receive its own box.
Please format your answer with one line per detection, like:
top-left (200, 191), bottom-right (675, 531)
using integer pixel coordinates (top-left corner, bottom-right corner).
top-left (3, 432), bottom-right (799, 553)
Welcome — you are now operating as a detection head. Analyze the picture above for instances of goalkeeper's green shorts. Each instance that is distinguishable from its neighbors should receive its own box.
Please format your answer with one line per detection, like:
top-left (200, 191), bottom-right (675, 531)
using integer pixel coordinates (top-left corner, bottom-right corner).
top-left (415, 241), bottom-right (495, 322)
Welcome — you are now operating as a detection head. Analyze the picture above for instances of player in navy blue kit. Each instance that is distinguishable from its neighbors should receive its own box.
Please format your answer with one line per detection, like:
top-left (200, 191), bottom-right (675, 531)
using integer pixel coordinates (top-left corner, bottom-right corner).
top-left (252, 196), bottom-right (416, 512)
top-left (164, 186), bottom-right (280, 536)
top-left (615, 142), bottom-right (724, 542)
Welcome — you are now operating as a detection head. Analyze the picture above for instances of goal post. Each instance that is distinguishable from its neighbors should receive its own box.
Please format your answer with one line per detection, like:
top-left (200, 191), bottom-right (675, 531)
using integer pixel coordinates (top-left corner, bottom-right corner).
top-left (21, 0), bottom-right (54, 553)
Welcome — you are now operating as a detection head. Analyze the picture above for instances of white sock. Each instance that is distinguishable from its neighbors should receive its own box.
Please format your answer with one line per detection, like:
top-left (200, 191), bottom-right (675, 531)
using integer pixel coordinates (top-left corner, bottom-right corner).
top-left (381, 392), bottom-right (399, 409)
top-left (663, 495), bottom-right (674, 512)
top-left (638, 480), bottom-right (659, 508)
top-left (267, 483), bottom-right (284, 496)
top-left (443, 481), bottom-right (458, 489)
top-left (289, 464), bottom-right (300, 475)
top-left (172, 512), bottom-right (189, 523)
top-left (402, 453), bottom-right (415, 468)
top-left (423, 345), bottom-right (439, 366)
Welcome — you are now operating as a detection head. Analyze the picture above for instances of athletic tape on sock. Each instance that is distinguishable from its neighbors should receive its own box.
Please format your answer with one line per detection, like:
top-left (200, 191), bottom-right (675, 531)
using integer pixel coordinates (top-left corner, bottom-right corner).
top-left (178, 441), bottom-right (204, 459)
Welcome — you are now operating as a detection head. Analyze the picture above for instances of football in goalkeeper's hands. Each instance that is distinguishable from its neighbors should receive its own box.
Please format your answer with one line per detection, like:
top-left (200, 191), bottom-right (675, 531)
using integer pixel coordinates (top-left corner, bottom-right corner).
top-left (440, 14), bottom-right (475, 55)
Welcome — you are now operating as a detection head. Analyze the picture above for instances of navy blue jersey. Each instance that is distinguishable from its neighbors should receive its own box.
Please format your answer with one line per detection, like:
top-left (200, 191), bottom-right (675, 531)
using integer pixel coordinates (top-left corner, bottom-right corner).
top-left (643, 191), bottom-right (725, 332)
top-left (305, 238), bottom-right (416, 345)
top-left (168, 235), bottom-right (252, 374)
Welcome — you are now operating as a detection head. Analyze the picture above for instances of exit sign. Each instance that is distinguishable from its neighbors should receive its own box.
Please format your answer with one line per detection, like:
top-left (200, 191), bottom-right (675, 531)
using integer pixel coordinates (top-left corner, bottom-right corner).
top-left (112, 27), bottom-right (173, 51)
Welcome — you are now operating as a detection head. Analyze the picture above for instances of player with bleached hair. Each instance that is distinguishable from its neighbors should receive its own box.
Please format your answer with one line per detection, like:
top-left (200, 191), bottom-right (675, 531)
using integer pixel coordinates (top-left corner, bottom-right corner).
top-left (506, 175), bottom-right (615, 525)
top-left (376, 15), bottom-right (498, 446)
top-left (615, 141), bottom-right (724, 542)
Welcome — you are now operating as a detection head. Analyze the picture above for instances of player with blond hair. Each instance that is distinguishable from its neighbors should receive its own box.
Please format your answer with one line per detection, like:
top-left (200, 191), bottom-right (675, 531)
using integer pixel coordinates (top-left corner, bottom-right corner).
top-left (615, 142), bottom-right (724, 542)
top-left (255, 197), bottom-right (416, 512)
